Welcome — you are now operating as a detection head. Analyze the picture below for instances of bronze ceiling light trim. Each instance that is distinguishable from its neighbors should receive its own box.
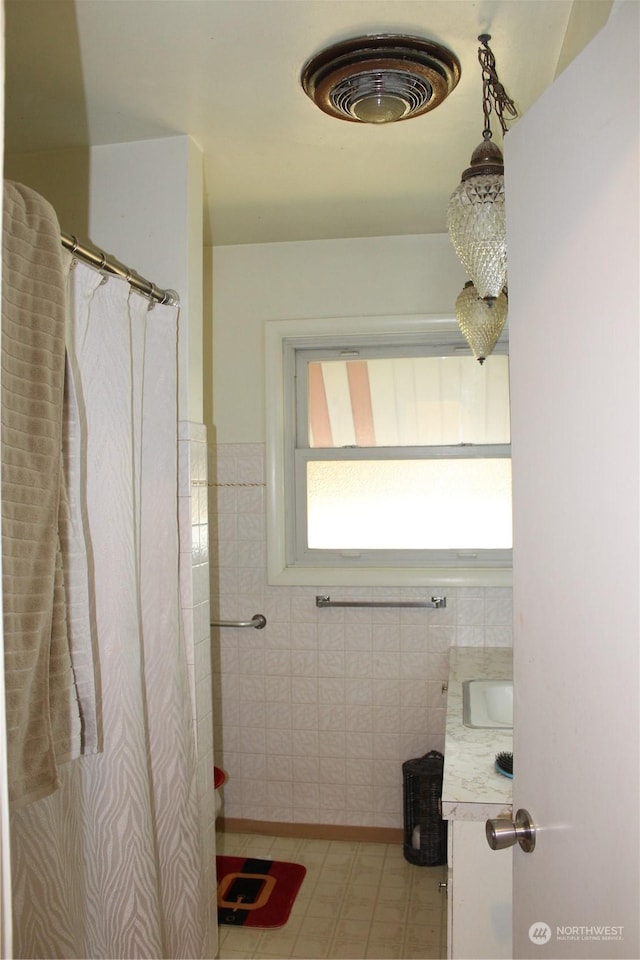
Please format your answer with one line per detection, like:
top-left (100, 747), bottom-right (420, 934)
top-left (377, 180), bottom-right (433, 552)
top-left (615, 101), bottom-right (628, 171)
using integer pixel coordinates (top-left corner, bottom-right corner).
top-left (301, 35), bottom-right (461, 123)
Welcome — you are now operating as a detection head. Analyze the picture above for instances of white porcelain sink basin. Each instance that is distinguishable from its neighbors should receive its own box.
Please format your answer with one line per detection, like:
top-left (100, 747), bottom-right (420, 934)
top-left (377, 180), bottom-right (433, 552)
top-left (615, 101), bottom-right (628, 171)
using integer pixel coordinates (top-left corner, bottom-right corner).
top-left (462, 679), bottom-right (513, 728)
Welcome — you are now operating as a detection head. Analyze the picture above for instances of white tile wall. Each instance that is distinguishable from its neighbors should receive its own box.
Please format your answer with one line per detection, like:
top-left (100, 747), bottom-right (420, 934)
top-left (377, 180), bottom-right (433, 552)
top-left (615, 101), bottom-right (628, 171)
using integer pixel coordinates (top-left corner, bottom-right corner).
top-left (178, 420), bottom-right (217, 958)
top-left (209, 442), bottom-right (512, 829)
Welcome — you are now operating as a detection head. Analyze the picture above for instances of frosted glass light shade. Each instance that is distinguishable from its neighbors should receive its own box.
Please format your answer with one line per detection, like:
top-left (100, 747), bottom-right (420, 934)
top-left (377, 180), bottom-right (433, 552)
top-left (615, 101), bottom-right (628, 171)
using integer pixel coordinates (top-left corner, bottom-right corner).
top-left (447, 172), bottom-right (507, 301)
top-left (455, 282), bottom-right (507, 363)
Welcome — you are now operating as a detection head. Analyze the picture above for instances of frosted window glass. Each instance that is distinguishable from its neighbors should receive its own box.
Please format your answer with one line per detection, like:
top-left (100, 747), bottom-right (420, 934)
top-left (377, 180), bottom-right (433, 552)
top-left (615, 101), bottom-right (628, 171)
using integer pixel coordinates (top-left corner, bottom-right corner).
top-left (308, 355), bottom-right (510, 448)
top-left (307, 459), bottom-right (512, 549)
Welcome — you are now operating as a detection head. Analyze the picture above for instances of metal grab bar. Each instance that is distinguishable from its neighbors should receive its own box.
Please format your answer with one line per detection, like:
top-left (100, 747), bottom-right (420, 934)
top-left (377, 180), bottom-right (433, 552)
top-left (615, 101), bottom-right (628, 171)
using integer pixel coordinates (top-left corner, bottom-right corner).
top-left (210, 614), bottom-right (267, 630)
top-left (316, 595), bottom-right (446, 610)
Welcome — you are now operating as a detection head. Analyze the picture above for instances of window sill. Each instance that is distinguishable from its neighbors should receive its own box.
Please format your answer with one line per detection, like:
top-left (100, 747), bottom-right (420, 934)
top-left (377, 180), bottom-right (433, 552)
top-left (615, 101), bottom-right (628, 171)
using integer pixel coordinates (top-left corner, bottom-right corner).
top-left (266, 561), bottom-right (512, 588)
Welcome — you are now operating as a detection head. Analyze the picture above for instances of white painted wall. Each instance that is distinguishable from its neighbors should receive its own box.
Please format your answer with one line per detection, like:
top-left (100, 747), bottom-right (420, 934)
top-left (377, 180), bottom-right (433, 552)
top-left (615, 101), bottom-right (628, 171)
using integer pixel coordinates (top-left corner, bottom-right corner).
top-left (89, 138), bottom-right (202, 420)
top-left (209, 233), bottom-right (468, 442)
top-left (89, 137), bottom-right (203, 422)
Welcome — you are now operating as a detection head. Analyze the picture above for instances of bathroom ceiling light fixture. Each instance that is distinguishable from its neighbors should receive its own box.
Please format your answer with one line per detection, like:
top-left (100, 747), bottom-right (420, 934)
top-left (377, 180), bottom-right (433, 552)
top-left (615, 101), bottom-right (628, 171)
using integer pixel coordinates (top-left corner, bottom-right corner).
top-left (455, 281), bottom-right (508, 364)
top-left (301, 35), bottom-right (461, 124)
top-left (447, 35), bottom-right (518, 305)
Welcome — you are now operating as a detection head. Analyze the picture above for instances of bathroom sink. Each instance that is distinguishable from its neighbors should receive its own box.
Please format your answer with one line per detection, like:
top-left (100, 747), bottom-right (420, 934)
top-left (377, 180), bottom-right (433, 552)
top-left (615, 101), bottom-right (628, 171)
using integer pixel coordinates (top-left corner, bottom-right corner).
top-left (462, 679), bottom-right (513, 728)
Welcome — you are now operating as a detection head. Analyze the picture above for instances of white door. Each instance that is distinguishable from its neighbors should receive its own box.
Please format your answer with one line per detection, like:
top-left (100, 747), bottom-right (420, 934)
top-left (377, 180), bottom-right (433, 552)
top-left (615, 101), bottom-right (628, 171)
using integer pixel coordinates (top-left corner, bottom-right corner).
top-left (505, 3), bottom-right (639, 958)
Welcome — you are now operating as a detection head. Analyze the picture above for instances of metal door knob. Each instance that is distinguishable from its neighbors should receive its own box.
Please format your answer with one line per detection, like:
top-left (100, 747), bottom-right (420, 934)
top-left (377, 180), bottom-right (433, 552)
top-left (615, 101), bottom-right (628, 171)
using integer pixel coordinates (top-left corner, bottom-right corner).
top-left (486, 808), bottom-right (536, 852)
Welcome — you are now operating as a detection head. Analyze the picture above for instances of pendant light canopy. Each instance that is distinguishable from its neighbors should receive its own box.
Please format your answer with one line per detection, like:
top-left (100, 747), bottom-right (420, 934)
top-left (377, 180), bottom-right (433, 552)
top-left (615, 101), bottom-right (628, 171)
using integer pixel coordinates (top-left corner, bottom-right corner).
top-left (301, 34), bottom-right (461, 124)
top-left (447, 36), bottom-right (517, 306)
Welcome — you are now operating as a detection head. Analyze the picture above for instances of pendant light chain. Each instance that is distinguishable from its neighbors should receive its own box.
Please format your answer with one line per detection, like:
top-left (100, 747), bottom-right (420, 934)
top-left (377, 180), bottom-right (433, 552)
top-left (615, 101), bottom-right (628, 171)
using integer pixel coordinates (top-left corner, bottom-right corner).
top-left (478, 35), bottom-right (518, 140)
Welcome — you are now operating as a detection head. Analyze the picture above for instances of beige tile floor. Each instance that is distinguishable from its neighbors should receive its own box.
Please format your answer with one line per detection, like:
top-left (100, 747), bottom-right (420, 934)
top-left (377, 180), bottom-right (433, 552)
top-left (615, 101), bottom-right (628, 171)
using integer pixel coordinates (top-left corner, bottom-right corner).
top-left (216, 831), bottom-right (447, 960)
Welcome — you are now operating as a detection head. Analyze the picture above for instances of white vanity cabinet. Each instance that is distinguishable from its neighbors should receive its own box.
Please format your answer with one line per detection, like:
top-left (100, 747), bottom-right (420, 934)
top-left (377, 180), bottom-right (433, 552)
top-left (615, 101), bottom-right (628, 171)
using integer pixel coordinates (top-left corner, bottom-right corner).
top-left (446, 813), bottom-right (512, 959)
top-left (441, 648), bottom-right (513, 960)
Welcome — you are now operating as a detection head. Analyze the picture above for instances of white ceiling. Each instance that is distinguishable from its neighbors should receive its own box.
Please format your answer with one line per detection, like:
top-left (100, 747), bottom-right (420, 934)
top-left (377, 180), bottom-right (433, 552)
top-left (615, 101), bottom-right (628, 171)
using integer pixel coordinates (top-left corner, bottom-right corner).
top-left (4, 0), bottom-right (609, 246)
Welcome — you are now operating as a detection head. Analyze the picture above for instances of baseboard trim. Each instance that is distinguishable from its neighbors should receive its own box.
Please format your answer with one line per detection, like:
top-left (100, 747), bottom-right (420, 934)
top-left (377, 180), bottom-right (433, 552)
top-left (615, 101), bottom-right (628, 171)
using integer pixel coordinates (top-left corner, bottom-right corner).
top-left (218, 817), bottom-right (403, 845)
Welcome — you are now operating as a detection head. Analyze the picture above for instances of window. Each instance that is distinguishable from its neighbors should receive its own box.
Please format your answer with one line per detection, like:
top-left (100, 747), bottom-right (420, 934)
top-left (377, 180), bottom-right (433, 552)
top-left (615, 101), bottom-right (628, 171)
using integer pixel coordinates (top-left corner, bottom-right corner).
top-left (266, 316), bottom-right (512, 586)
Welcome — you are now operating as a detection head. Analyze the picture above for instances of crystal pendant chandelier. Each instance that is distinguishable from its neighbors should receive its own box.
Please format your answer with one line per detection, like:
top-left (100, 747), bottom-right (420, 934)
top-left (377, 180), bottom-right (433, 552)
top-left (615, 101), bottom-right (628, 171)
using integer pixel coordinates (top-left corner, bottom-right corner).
top-left (455, 281), bottom-right (508, 364)
top-left (447, 36), bottom-right (517, 305)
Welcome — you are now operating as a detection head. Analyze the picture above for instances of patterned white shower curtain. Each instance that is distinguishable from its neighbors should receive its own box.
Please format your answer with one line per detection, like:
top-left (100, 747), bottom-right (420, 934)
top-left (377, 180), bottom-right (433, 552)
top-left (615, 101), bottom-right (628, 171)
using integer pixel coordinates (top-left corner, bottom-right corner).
top-left (9, 260), bottom-right (207, 959)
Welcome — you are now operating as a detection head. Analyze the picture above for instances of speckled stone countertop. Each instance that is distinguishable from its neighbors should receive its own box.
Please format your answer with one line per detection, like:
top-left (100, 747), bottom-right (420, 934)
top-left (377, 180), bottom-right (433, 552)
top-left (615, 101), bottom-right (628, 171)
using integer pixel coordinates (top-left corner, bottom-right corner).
top-left (442, 646), bottom-right (513, 822)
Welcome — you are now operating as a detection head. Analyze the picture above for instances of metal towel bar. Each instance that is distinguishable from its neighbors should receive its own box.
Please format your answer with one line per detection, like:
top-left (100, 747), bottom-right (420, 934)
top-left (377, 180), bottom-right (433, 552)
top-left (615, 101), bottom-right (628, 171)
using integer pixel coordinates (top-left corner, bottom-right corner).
top-left (316, 595), bottom-right (446, 609)
top-left (210, 614), bottom-right (267, 629)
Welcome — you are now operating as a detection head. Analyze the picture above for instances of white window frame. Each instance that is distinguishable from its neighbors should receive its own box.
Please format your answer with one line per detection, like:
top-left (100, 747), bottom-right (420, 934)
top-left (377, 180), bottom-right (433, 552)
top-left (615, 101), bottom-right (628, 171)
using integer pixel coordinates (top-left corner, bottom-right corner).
top-left (265, 315), bottom-right (512, 587)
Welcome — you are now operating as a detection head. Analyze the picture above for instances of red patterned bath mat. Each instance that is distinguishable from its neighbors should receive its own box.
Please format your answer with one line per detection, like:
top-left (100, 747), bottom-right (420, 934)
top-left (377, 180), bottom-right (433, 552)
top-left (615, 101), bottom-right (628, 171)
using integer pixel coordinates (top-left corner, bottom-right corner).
top-left (216, 855), bottom-right (306, 928)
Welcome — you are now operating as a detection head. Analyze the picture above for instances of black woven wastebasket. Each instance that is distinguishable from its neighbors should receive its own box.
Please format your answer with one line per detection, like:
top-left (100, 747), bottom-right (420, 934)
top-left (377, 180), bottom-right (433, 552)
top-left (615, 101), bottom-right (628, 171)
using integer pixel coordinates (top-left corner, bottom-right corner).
top-left (402, 750), bottom-right (447, 866)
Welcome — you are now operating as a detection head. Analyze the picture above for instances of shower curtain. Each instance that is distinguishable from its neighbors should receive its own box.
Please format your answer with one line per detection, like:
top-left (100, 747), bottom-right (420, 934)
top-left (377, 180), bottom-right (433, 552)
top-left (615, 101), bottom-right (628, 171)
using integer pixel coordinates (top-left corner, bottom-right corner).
top-left (8, 257), bottom-right (207, 958)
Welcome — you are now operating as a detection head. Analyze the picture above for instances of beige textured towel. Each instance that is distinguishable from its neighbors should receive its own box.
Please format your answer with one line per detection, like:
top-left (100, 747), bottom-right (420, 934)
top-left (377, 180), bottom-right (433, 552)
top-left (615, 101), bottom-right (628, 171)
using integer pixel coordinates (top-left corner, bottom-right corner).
top-left (2, 180), bottom-right (80, 805)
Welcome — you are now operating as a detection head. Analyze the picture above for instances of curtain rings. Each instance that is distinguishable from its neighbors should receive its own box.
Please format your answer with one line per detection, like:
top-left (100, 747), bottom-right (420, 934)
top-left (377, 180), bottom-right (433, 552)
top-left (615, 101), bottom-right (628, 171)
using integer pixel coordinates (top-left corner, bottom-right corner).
top-left (97, 250), bottom-right (110, 286)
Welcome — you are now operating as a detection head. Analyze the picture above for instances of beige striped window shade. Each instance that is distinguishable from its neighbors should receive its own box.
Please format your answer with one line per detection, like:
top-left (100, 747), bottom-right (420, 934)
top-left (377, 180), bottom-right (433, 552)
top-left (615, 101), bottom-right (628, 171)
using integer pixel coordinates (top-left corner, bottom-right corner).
top-left (308, 355), bottom-right (510, 449)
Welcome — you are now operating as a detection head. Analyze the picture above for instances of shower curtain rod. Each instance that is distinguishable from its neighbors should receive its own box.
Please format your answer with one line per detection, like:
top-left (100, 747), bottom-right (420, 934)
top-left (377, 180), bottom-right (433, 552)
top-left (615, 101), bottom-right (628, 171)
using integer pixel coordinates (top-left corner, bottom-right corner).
top-left (61, 231), bottom-right (180, 306)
